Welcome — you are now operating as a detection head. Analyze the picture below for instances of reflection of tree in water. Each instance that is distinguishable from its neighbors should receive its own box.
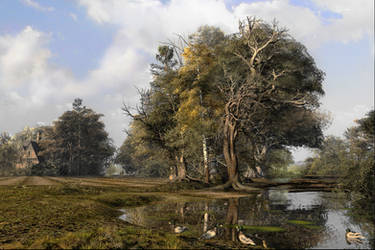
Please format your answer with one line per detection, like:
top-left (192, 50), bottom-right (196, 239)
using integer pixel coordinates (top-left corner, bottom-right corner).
top-left (224, 199), bottom-right (239, 241)
top-left (224, 192), bottom-right (331, 249)
top-left (122, 192), bottom-right (363, 248)
top-left (316, 192), bottom-right (374, 248)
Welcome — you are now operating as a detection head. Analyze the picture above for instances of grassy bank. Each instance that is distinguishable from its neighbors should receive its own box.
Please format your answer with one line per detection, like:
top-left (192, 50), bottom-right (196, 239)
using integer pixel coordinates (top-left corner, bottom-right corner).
top-left (0, 180), bottom-right (259, 249)
top-left (0, 184), bottom-right (164, 248)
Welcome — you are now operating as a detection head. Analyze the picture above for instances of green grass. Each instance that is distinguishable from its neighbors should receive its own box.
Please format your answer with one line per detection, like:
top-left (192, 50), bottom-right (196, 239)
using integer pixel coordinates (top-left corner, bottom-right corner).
top-left (286, 220), bottom-right (322, 230)
top-left (235, 225), bottom-right (286, 232)
top-left (0, 182), bottom-right (257, 249)
top-left (302, 225), bottom-right (322, 230)
top-left (0, 184), bottom-right (180, 249)
top-left (287, 220), bottom-right (313, 225)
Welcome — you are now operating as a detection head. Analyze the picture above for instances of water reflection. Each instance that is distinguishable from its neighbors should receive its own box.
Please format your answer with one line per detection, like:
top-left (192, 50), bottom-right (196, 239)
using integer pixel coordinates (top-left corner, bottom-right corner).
top-left (119, 191), bottom-right (373, 249)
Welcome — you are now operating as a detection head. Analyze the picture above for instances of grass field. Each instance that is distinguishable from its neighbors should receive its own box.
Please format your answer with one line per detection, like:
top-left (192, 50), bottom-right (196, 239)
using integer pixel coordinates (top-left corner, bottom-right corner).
top-left (0, 176), bottom-right (254, 249)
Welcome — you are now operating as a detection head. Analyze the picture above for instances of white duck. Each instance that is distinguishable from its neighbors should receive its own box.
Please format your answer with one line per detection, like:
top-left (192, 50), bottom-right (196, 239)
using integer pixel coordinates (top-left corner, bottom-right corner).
top-left (174, 226), bottom-right (187, 234)
top-left (238, 231), bottom-right (256, 245)
top-left (200, 227), bottom-right (217, 239)
top-left (345, 228), bottom-right (364, 244)
top-left (236, 226), bottom-right (256, 245)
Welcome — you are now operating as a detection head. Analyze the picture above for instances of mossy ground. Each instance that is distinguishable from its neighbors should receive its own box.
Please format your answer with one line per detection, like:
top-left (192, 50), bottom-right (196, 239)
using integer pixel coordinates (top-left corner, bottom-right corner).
top-left (0, 178), bottom-right (261, 249)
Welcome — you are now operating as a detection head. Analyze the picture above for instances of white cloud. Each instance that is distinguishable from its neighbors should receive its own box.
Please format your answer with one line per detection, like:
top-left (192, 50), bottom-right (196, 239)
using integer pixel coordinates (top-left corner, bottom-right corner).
top-left (0, 26), bottom-right (51, 87)
top-left (326, 104), bottom-right (373, 137)
top-left (0, 26), bottom-right (79, 103)
top-left (312, 0), bottom-right (374, 43)
top-left (76, 0), bottom-right (373, 152)
top-left (0, 26), bottom-right (131, 146)
top-left (22, 0), bottom-right (54, 12)
top-left (79, 0), bottom-right (373, 49)
top-left (1, 0), bottom-right (373, 150)
top-left (0, 27), bottom-right (78, 137)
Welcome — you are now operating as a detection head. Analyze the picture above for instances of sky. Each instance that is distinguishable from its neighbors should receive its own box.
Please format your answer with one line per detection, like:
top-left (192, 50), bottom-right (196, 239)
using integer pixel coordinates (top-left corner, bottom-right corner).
top-left (0, 0), bottom-right (373, 162)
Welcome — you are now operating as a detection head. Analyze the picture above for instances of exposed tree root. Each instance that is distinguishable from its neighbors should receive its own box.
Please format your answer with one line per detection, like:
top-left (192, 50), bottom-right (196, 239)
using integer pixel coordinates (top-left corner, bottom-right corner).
top-left (231, 181), bottom-right (260, 191)
top-left (208, 181), bottom-right (233, 190)
top-left (208, 180), bottom-right (259, 192)
top-left (186, 175), bottom-right (204, 183)
top-left (169, 175), bottom-right (204, 183)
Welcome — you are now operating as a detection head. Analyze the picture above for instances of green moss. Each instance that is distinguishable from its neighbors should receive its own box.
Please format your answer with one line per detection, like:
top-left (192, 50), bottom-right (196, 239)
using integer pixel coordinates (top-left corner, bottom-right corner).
top-left (95, 193), bottom-right (160, 208)
top-left (302, 225), bottom-right (322, 230)
top-left (287, 220), bottom-right (314, 225)
top-left (0, 178), bottom-right (272, 249)
top-left (0, 182), bottom-right (250, 249)
top-left (241, 225), bottom-right (286, 232)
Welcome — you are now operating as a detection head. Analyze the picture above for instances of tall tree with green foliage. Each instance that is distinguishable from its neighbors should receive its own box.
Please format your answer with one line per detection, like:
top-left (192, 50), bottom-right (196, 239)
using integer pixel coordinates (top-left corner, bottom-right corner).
top-left (342, 110), bottom-right (374, 199)
top-left (304, 110), bottom-right (374, 199)
top-left (39, 99), bottom-right (114, 176)
top-left (213, 17), bottom-right (325, 190)
top-left (123, 46), bottom-right (185, 179)
top-left (173, 26), bottom-right (225, 182)
top-left (116, 120), bottom-right (171, 177)
top-left (0, 132), bottom-right (18, 176)
top-left (123, 18), bottom-right (326, 188)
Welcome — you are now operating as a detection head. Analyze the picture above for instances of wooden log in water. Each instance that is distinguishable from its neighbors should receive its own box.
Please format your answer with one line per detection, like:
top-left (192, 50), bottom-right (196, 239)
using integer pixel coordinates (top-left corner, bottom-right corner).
top-left (246, 177), bottom-right (339, 190)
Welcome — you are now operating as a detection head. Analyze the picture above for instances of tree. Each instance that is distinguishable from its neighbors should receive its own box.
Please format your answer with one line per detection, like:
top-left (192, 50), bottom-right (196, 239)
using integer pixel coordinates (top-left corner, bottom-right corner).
top-left (174, 26), bottom-right (225, 183)
top-left (214, 17), bottom-right (325, 190)
top-left (342, 110), bottom-right (374, 199)
top-left (116, 121), bottom-right (171, 177)
top-left (122, 18), bottom-right (326, 189)
top-left (124, 46), bottom-right (190, 180)
top-left (303, 110), bottom-right (374, 200)
top-left (0, 132), bottom-right (18, 176)
top-left (304, 136), bottom-right (348, 176)
top-left (39, 99), bottom-right (115, 176)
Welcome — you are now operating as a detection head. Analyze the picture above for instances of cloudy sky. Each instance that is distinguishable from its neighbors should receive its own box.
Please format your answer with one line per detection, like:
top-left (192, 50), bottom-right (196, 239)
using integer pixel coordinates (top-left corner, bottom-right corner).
top-left (0, 0), bottom-right (373, 161)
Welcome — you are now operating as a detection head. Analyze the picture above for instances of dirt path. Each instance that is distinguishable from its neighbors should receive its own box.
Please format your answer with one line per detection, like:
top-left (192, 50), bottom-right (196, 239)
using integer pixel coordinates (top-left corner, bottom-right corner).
top-left (0, 176), bottom-right (27, 185)
top-left (22, 176), bottom-right (60, 185)
top-left (0, 176), bottom-right (165, 187)
top-left (59, 177), bottom-right (166, 188)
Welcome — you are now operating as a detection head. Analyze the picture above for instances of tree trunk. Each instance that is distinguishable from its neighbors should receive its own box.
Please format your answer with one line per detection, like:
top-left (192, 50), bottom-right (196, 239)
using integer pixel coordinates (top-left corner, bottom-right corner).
top-left (175, 154), bottom-right (187, 181)
top-left (254, 145), bottom-right (268, 177)
top-left (202, 135), bottom-right (209, 183)
top-left (169, 165), bottom-right (177, 181)
top-left (210, 112), bottom-right (258, 191)
top-left (224, 115), bottom-right (238, 183)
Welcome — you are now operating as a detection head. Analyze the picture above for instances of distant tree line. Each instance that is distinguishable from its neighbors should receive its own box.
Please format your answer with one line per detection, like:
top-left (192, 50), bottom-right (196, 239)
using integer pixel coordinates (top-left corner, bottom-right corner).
top-left (303, 110), bottom-right (374, 200)
top-left (118, 17), bottom-right (328, 190)
top-left (0, 99), bottom-right (115, 176)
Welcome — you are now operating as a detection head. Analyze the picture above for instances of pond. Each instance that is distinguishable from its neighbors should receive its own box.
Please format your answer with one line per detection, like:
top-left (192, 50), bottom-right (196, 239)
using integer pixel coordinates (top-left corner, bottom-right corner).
top-left (119, 190), bottom-right (374, 249)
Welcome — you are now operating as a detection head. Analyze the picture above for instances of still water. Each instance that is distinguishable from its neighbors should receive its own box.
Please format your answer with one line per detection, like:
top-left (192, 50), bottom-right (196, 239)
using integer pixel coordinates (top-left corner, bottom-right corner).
top-left (120, 190), bottom-right (374, 249)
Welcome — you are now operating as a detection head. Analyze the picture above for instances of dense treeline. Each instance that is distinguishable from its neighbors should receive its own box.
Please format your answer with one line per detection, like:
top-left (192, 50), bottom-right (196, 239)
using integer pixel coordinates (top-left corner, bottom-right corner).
top-left (0, 99), bottom-right (114, 176)
top-left (118, 17), bottom-right (327, 190)
top-left (0, 133), bottom-right (18, 175)
top-left (304, 110), bottom-right (374, 199)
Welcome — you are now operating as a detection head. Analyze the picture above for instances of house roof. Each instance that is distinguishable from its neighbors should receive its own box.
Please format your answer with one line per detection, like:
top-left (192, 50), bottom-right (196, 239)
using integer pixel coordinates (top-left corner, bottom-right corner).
top-left (23, 141), bottom-right (42, 162)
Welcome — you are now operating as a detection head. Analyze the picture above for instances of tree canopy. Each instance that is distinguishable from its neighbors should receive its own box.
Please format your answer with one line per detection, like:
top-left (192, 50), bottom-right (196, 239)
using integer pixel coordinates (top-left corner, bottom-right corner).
top-left (38, 99), bottom-right (115, 176)
top-left (304, 110), bottom-right (374, 199)
top-left (121, 17), bottom-right (327, 189)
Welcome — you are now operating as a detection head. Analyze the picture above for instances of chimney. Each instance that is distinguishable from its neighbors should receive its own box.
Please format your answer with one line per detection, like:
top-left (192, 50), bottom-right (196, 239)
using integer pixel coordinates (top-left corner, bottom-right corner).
top-left (36, 131), bottom-right (41, 143)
